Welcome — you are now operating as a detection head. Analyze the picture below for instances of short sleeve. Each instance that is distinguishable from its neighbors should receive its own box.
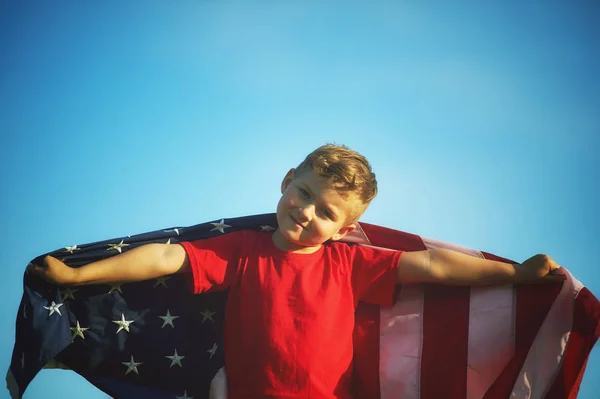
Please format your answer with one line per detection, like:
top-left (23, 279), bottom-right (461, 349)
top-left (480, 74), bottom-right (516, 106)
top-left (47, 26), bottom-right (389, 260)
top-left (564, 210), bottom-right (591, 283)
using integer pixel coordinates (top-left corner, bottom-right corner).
top-left (179, 231), bottom-right (245, 294)
top-left (351, 245), bottom-right (403, 306)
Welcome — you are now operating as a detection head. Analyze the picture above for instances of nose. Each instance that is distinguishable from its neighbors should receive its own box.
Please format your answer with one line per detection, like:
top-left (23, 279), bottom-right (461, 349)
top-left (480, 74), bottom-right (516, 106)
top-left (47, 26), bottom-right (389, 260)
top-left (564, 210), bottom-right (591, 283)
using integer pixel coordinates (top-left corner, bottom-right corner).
top-left (297, 204), bottom-right (315, 221)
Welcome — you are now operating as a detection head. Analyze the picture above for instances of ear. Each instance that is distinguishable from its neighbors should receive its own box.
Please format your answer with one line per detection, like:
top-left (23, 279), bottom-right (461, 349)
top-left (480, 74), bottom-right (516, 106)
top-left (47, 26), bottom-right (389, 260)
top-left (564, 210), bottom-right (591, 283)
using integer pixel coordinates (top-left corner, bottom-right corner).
top-left (281, 168), bottom-right (296, 194)
top-left (330, 223), bottom-right (356, 241)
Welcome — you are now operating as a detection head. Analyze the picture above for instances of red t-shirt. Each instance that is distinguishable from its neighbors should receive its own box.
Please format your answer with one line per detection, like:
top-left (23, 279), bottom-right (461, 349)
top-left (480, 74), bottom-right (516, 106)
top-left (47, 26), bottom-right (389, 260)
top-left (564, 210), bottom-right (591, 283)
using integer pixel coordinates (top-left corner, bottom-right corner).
top-left (180, 230), bottom-right (403, 398)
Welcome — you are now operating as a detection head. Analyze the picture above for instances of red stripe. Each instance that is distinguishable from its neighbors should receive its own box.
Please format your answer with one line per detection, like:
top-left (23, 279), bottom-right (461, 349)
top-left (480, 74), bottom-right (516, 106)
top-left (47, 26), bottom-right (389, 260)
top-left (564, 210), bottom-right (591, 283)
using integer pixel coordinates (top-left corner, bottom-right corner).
top-left (545, 287), bottom-right (600, 399)
top-left (483, 282), bottom-right (561, 398)
top-left (353, 302), bottom-right (382, 399)
top-left (481, 250), bottom-right (516, 264)
top-left (359, 222), bottom-right (426, 252)
top-left (420, 284), bottom-right (470, 399)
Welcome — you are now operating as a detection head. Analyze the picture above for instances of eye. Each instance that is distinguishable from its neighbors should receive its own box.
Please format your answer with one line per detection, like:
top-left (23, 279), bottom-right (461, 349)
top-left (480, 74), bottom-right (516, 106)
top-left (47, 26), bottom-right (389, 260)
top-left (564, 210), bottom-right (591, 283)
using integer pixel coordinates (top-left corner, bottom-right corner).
top-left (298, 188), bottom-right (310, 198)
top-left (321, 209), bottom-right (334, 220)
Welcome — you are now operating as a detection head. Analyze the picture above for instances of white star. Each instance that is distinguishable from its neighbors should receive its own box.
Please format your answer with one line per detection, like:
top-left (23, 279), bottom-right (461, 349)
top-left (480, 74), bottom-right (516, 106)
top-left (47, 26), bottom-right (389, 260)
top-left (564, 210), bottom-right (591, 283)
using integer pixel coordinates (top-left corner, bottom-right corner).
top-left (260, 225), bottom-right (276, 232)
top-left (176, 390), bottom-right (194, 399)
top-left (153, 276), bottom-right (171, 288)
top-left (210, 219), bottom-right (231, 234)
top-left (121, 355), bottom-right (143, 375)
top-left (108, 283), bottom-right (123, 294)
top-left (174, 228), bottom-right (180, 235)
top-left (60, 287), bottom-right (78, 301)
top-left (112, 313), bottom-right (134, 334)
top-left (165, 238), bottom-right (171, 244)
top-left (165, 349), bottom-right (185, 368)
top-left (207, 343), bottom-right (218, 359)
top-left (200, 308), bottom-right (216, 323)
top-left (64, 245), bottom-right (80, 254)
top-left (107, 240), bottom-right (130, 253)
top-left (43, 301), bottom-right (63, 316)
top-left (70, 320), bottom-right (89, 341)
top-left (21, 353), bottom-right (24, 370)
top-left (158, 309), bottom-right (179, 328)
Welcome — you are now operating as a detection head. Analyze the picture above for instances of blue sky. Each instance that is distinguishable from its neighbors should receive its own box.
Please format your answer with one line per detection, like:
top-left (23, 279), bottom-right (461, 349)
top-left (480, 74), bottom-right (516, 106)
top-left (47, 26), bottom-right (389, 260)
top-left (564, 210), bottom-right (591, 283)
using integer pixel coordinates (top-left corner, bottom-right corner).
top-left (1, 1), bottom-right (599, 398)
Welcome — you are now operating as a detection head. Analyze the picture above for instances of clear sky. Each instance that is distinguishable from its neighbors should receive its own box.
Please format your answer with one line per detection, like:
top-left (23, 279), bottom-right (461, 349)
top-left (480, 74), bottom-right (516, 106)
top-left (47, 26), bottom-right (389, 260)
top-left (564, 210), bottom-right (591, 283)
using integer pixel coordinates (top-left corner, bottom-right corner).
top-left (1, 1), bottom-right (599, 398)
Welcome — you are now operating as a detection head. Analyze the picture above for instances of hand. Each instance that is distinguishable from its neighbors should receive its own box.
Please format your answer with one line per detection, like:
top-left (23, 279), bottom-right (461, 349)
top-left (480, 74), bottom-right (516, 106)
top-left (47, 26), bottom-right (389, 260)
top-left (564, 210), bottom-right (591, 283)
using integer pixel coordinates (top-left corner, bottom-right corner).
top-left (27, 256), bottom-right (79, 286)
top-left (515, 254), bottom-right (564, 283)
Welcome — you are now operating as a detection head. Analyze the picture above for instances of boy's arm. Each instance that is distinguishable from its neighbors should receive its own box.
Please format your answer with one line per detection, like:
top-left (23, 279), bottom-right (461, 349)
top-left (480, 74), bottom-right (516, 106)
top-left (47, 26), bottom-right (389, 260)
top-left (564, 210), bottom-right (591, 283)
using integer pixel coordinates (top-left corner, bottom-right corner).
top-left (28, 243), bottom-right (190, 286)
top-left (397, 249), bottom-right (562, 285)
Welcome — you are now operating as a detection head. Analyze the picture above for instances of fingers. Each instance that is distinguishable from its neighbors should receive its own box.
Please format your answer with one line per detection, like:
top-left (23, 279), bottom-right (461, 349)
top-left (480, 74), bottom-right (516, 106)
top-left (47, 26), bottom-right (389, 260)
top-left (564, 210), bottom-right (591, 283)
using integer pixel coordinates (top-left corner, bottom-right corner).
top-left (26, 262), bottom-right (43, 275)
top-left (44, 255), bottom-right (58, 265)
top-left (26, 256), bottom-right (56, 277)
top-left (549, 259), bottom-right (561, 272)
top-left (26, 263), bottom-right (34, 274)
top-left (535, 254), bottom-right (560, 272)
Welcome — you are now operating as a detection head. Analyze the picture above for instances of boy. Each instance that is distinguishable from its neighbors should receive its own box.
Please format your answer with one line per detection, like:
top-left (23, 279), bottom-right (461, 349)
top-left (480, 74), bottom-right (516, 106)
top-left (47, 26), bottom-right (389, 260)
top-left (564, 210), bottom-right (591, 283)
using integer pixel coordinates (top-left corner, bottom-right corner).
top-left (29, 144), bottom-right (561, 398)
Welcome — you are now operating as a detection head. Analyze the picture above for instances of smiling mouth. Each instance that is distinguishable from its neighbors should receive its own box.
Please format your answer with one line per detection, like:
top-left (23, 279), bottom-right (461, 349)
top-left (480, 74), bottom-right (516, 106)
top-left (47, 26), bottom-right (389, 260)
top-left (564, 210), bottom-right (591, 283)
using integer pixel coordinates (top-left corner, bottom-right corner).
top-left (290, 216), bottom-right (305, 229)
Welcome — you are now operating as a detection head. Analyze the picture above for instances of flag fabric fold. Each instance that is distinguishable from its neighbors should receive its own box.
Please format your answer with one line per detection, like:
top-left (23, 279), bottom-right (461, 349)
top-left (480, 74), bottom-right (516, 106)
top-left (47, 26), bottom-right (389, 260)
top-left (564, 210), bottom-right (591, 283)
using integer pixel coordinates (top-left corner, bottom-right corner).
top-left (7, 214), bottom-right (600, 398)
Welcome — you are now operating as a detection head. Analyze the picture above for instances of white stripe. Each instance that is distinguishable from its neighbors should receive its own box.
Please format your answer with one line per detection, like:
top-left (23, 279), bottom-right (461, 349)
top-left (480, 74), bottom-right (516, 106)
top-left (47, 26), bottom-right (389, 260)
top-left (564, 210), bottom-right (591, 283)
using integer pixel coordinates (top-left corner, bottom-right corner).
top-left (342, 222), bottom-right (372, 245)
top-left (511, 269), bottom-right (583, 398)
top-left (421, 236), bottom-right (483, 258)
top-left (209, 367), bottom-right (228, 399)
top-left (467, 285), bottom-right (515, 399)
top-left (380, 286), bottom-right (424, 399)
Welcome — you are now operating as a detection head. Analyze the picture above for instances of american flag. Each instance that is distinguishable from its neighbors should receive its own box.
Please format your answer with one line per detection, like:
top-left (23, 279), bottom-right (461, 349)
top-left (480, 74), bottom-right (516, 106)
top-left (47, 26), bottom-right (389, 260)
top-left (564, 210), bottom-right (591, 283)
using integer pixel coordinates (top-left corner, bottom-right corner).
top-left (6, 214), bottom-right (600, 398)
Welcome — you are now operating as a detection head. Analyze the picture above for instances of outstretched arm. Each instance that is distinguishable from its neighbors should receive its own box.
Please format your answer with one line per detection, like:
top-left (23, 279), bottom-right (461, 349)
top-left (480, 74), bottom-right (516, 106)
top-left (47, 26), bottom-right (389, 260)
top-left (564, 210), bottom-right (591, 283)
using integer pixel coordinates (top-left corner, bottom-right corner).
top-left (397, 250), bottom-right (562, 285)
top-left (28, 243), bottom-right (190, 286)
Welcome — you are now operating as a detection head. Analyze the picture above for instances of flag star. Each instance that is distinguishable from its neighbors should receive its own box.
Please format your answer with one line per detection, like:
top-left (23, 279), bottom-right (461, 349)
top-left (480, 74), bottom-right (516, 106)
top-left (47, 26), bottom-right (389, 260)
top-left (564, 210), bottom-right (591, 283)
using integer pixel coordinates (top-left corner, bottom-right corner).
top-left (43, 301), bottom-right (63, 316)
top-left (165, 349), bottom-right (185, 368)
top-left (60, 286), bottom-right (78, 301)
top-left (64, 245), bottom-right (80, 254)
top-left (70, 320), bottom-right (89, 341)
top-left (158, 309), bottom-right (179, 328)
top-left (153, 276), bottom-right (171, 288)
top-left (113, 313), bottom-right (134, 334)
top-left (108, 283), bottom-right (123, 294)
top-left (210, 219), bottom-right (231, 234)
top-left (260, 225), bottom-right (275, 232)
top-left (176, 390), bottom-right (194, 399)
top-left (200, 308), bottom-right (216, 323)
top-left (107, 240), bottom-right (130, 253)
top-left (121, 355), bottom-right (143, 375)
top-left (207, 343), bottom-right (218, 359)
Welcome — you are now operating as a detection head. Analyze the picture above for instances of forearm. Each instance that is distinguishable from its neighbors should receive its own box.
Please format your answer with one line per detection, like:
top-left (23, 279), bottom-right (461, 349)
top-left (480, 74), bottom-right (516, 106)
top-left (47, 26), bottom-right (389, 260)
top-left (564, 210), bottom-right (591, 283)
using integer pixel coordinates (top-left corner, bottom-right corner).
top-left (429, 249), bottom-right (517, 285)
top-left (70, 243), bottom-right (187, 285)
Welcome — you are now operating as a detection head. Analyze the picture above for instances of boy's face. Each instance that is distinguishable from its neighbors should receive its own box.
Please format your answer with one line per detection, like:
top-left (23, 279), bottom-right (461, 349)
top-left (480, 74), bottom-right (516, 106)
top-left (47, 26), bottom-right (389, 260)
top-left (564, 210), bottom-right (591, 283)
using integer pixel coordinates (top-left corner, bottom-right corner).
top-left (273, 168), bottom-right (360, 253)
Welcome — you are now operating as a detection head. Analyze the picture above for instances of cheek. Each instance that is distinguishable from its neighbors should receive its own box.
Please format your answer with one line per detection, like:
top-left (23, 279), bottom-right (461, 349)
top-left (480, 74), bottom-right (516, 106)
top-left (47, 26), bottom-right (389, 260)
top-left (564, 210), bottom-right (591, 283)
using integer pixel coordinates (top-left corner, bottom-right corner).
top-left (276, 195), bottom-right (288, 215)
top-left (283, 190), bottom-right (301, 207)
top-left (313, 220), bottom-right (335, 236)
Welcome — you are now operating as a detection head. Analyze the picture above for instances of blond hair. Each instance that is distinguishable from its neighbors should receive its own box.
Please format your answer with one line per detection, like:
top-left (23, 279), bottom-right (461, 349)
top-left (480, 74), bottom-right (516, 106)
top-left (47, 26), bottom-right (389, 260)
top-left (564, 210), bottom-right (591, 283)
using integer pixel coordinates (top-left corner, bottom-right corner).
top-left (296, 144), bottom-right (378, 221)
